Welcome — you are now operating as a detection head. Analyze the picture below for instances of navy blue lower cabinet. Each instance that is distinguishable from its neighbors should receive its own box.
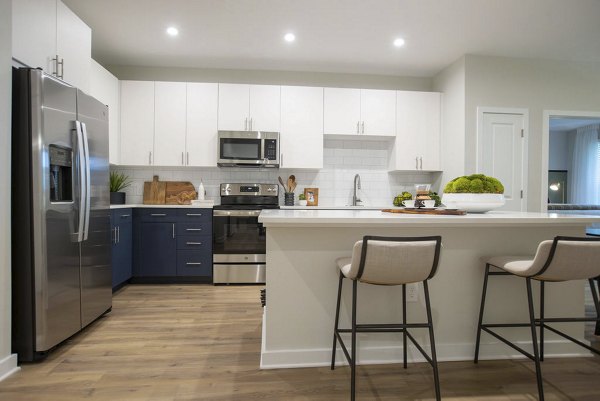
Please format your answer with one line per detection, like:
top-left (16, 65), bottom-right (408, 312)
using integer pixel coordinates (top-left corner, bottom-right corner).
top-left (139, 222), bottom-right (177, 276)
top-left (111, 209), bottom-right (133, 290)
top-left (177, 251), bottom-right (212, 277)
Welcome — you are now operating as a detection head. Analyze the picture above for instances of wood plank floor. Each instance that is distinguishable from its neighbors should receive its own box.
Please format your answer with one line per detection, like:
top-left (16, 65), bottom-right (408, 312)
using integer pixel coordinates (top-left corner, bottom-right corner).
top-left (2, 284), bottom-right (600, 400)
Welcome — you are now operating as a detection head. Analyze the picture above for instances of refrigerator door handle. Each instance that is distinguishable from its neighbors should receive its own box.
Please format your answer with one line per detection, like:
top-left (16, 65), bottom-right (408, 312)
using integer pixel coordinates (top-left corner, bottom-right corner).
top-left (80, 122), bottom-right (92, 241)
top-left (73, 121), bottom-right (86, 243)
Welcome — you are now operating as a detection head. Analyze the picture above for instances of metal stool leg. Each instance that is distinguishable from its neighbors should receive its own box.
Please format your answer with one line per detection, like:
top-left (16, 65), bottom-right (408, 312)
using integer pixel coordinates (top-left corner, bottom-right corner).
top-left (331, 273), bottom-right (344, 370)
top-left (402, 283), bottom-right (407, 369)
top-left (424, 280), bottom-right (441, 401)
top-left (540, 281), bottom-right (545, 361)
top-left (351, 279), bottom-right (358, 401)
top-left (526, 278), bottom-right (545, 401)
top-left (474, 263), bottom-right (491, 363)
top-left (590, 278), bottom-right (600, 336)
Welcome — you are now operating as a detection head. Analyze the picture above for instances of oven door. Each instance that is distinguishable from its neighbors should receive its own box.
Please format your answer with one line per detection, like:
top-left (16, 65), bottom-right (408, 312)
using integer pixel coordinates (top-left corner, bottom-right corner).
top-left (212, 210), bottom-right (266, 263)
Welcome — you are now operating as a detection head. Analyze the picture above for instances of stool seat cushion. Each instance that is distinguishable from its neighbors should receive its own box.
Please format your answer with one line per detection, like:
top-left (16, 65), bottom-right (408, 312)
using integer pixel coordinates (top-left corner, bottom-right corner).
top-left (487, 255), bottom-right (536, 276)
top-left (336, 257), bottom-right (353, 277)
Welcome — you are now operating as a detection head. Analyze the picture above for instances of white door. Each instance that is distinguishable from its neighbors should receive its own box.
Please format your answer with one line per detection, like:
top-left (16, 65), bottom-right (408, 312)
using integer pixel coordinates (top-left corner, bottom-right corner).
top-left (480, 112), bottom-right (526, 211)
top-left (120, 81), bottom-right (155, 166)
top-left (249, 85), bottom-right (280, 132)
top-left (186, 83), bottom-right (218, 167)
top-left (154, 82), bottom-right (187, 166)
top-left (324, 88), bottom-right (361, 135)
top-left (56, 0), bottom-right (92, 92)
top-left (218, 83), bottom-right (249, 131)
top-left (280, 86), bottom-right (323, 169)
top-left (360, 89), bottom-right (396, 136)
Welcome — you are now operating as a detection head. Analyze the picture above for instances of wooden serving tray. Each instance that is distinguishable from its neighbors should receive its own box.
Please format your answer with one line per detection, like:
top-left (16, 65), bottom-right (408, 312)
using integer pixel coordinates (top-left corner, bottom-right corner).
top-left (381, 208), bottom-right (466, 215)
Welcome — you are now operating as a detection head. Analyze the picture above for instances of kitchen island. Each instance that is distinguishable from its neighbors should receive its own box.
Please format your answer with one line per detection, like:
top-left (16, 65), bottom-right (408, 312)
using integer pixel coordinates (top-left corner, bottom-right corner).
top-left (258, 209), bottom-right (600, 369)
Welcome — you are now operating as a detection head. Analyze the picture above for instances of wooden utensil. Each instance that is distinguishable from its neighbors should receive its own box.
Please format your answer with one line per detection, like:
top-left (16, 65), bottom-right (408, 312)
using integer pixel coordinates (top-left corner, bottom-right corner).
top-left (143, 175), bottom-right (166, 204)
top-left (381, 208), bottom-right (466, 215)
top-left (278, 176), bottom-right (287, 192)
top-left (289, 175), bottom-right (296, 193)
top-left (165, 181), bottom-right (197, 205)
top-left (287, 176), bottom-right (294, 193)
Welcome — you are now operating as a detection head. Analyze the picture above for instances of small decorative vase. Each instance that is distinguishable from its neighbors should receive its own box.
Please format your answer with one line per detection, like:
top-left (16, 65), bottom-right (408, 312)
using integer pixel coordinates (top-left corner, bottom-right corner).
top-left (298, 200), bottom-right (308, 206)
top-left (110, 192), bottom-right (126, 205)
top-left (284, 192), bottom-right (294, 206)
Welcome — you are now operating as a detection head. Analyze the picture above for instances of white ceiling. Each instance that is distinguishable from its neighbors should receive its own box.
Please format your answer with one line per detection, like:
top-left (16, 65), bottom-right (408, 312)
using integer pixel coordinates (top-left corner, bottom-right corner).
top-left (63, 0), bottom-right (600, 77)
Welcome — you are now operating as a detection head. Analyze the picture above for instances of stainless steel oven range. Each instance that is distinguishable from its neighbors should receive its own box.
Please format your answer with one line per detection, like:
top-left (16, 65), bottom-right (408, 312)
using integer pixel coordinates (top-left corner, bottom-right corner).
top-left (212, 183), bottom-right (279, 284)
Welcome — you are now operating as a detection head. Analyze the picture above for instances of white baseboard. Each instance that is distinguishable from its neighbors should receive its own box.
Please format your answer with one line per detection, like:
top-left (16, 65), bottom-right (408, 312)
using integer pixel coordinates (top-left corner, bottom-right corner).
top-left (260, 340), bottom-right (591, 369)
top-left (0, 354), bottom-right (19, 382)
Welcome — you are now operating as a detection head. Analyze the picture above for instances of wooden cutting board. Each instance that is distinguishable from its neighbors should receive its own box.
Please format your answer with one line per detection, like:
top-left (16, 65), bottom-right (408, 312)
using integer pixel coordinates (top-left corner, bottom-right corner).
top-left (143, 176), bottom-right (166, 205)
top-left (165, 181), bottom-right (197, 205)
top-left (381, 208), bottom-right (467, 215)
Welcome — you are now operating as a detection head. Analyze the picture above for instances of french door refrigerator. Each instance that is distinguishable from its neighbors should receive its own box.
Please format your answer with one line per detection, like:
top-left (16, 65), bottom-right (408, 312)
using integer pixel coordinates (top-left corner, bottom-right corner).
top-left (11, 68), bottom-right (112, 361)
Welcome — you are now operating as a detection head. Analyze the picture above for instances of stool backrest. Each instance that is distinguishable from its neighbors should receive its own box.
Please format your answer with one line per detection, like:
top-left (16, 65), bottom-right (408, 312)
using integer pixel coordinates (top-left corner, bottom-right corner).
top-left (532, 236), bottom-right (600, 281)
top-left (348, 236), bottom-right (442, 285)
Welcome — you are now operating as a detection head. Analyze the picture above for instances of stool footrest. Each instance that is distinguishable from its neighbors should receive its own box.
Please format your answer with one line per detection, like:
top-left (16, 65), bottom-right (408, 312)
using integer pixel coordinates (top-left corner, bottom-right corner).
top-left (481, 326), bottom-right (536, 361)
top-left (542, 324), bottom-right (600, 355)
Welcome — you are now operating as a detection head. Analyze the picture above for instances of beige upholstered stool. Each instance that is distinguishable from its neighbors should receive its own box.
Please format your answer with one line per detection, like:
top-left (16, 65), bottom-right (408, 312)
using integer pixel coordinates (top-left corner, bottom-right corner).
top-left (474, 236), bottom-right (600, 401)
top-left (331, 235), bottom-right (442, 401)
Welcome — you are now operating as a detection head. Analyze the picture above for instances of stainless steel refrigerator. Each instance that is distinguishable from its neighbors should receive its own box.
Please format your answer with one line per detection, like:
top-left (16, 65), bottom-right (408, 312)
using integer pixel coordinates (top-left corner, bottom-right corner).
top-left (11, 68), bottom-right (112, 361)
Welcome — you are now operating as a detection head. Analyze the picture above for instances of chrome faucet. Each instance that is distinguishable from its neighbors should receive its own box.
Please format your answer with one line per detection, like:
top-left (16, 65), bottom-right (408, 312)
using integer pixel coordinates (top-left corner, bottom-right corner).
top-left (352, 174), bottom-right (362, 206)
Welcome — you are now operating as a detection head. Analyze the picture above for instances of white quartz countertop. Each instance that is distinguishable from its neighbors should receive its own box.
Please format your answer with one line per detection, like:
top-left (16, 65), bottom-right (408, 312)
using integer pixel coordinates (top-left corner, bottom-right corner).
top-left (279, 205), bottom-right (401, 210)
top-left (258, 209), bottom-right (600, 228)
top-left (110, 204), bottom-right (213, 209)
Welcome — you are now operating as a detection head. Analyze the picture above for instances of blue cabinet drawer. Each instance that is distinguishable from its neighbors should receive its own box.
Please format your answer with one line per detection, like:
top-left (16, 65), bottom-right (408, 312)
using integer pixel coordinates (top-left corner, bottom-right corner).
top-left (113, 209), bottom-right (133, 223)
top-left (176, 209), bottom-right (212, 224)
top-left (177, 222), bottom-right (210, 236)
top-left (177, 235), bottom-right (211, 250)
top-left (137, 208), bottom-right (177, 222)
top-left (177, 251), bottom-right (212, 277)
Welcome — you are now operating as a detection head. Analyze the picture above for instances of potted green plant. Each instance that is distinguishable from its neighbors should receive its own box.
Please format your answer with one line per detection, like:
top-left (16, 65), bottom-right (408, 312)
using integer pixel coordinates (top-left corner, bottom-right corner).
top-left (298, 193), bottom-right (307, 206)
top-left (109, 171), bottom-right (131, 205)
top-left (442, 174), bottom-right (505, 213)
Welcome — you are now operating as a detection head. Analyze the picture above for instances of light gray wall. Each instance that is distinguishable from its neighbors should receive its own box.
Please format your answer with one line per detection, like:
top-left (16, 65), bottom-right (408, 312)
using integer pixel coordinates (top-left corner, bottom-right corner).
top-left (549, 130), bottom-right (571, 171)
top-left (106, 65), bottom-right (432, 91)
top-left (0, 0), bottom-right (16, 380)
top-left (464, 55), bottom-right (600, 211)
top-left (432, 56), bottom-right (466, 191)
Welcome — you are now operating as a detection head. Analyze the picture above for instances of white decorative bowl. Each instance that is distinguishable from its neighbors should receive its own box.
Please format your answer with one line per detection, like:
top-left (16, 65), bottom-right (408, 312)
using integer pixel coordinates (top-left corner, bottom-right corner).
top-left (441, 193), bottom-right (505, 213)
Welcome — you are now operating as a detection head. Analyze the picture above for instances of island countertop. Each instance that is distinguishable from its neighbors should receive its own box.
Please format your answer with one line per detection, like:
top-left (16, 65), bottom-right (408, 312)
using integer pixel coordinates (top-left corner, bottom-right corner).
top-left (258, 209), bottom-right (600, 228)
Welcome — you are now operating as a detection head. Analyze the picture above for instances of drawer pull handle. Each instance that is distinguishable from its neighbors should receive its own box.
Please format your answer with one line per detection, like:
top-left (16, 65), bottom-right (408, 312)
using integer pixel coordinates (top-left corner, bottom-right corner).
top-left (186, 242), bottom-right (202, 245)
top-left (120, 214), bottom-right (130, 218)
top-left (186, 228), bottom-right (202, 231)
top-left (186, 262), bottom-right (202, 265)
top-left (150, 213), bottom-right (167, 216)
top-left (186, 213), bottom-right (203, 216)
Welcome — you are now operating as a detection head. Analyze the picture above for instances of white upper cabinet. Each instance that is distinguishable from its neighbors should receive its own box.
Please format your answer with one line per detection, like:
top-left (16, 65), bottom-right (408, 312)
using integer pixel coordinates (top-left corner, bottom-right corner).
top-left (154, 82), bottom-right (187, 166)
top-left (89, 60), bottom-right (120, 165)
top-left (186, 83), bottom-right (218, 167)
top-left (280, 86), bottom-right (324, 169)
top-left (12, 0), bottom-right (91, 92)
top-left (218, 83), bottom-right (280, 131)
top-left (324, 88), bottom-right (395, 136)
top-left (120, 81), bottom-right (155, 166)
top-left (392, 91), bottom-right (441, 171)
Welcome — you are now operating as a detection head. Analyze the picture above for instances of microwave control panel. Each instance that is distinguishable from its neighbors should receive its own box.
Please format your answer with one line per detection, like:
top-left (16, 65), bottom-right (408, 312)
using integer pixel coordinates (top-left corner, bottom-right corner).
top-left (264, 139), bottom-right (278, 160)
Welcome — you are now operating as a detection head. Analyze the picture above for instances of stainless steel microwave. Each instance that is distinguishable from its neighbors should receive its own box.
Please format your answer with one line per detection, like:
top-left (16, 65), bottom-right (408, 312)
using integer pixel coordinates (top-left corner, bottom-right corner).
top-left (217, 131), bottom-right (280, 167)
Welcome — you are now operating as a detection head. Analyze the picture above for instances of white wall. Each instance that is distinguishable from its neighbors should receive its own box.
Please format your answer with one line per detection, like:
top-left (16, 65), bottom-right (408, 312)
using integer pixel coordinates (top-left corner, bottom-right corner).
top-left (432, 56), bottom-right (466, 191)
top-left (0, 0), bottom-right (18, 381)
top-left (90, 59), bottom-right (120, 164)
top-left (549, 130), bottom-right (571, 171)
top-left (464, 55), bottom-right (600, 211)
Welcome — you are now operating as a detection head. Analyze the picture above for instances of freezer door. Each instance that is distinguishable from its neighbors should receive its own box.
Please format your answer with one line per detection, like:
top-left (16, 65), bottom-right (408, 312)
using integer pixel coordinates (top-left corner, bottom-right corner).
top-left (32, 70), bottom-right (82, 351)
top-left (77, 90), bottom-right (112, 327)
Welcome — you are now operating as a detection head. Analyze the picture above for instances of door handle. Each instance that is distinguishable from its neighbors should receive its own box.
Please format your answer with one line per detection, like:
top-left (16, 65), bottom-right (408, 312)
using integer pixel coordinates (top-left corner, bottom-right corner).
top-left (73, 121), bottom-right (86, 243)
top-left (80, 122), bottom-right (91, 241)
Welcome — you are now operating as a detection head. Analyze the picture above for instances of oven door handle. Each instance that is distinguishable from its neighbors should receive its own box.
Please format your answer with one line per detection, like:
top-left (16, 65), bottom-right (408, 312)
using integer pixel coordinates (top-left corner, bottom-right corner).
top-left (213, 210), bottom-right (262, 217)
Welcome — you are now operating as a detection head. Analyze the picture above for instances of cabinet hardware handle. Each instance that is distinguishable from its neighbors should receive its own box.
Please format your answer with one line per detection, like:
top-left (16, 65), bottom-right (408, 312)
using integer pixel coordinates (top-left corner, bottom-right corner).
top-left (149, 151), bottom-right (152, 165)
top-left (120, 214), bottom-right (130, 218)
top-left (172, 223), bottom-right (175, 239)
top-left (150, 213), bottom-right (167, 216)
top-left (186, 228), bottom-right (202, 231)
top-left (186, 262), bottom-right (202, 265)
top-left (250, 118), bottom-right (253, 131)
top-left (182, 152), bottom-right (184, 165)
top-left (186, 152), bottom-right (189, 165)
top-left (58, 57), bottom-right (64, 79)
top-left (361, 121), bottom-right (365, 134)
top-left (420, 157), bottom-right (423, 170)
top-left (186, 213), bottom-right (202, 216)
top-left (186, 242), bottom-right (202, 245)
top-left (356, 121), bottom-right (360, 134)
top-left (415, 157), bottom-right (419, 170)
top-left (280, 153), bottom-right (283, 167)
top-left (112, 227), bottom-right (116, 244)
top-left (117, 226), bottom-right (120, 243)
top-left (245, 117), bottom-right (248, 131)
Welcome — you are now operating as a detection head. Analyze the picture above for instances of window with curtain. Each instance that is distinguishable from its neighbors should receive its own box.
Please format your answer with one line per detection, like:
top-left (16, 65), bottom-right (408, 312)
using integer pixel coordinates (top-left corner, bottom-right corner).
top-left (570, 124), bottom-right (600, 205)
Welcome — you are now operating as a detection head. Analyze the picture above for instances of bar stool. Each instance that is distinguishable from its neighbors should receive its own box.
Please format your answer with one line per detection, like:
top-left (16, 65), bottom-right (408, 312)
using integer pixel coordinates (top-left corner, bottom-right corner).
top-left (474, 236), bottom-right (600, 401)
top-left (331, 235), bottom-right (442, 401)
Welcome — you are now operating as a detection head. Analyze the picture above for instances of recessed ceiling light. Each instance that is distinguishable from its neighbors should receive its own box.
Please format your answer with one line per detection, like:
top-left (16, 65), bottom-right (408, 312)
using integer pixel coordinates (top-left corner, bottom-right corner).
top-left (393, 37), bottom-right (406, 47)
top-left (166, 27), bottom-right (179, 37)
top-left (284, 33), bottom-right (296, 43)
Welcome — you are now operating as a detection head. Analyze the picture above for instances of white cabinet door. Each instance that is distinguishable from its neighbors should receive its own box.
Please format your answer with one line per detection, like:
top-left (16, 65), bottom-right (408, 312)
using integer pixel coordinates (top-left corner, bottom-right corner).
top-left (120, 81), bottom-right (155, 166)
top-left (249, 85), bottom-right (280, 132)
top-left (280, 86), bottom-right (324, 169)
top-left (324, 88), bottom-right (361, 135)
top-left (394, 91), bottom-right (441, 171)
top-left (360, 89), bottom-right (396, 136)
top-left (186, 83), bottom-right (218, 167)
top-left (12, 0), bottom-right (57, 73)
top-left (90, 60), bottom-right (120, 165)
top-left (56, 0), bottom-right (91, 92)
top-left (154, 82), bottom-right (187, 166)
top-left (218, 83), bottom-right (249, 131)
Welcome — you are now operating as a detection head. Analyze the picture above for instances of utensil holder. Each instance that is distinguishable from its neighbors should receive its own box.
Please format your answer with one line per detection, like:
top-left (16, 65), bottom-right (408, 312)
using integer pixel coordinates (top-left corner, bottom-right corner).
top-left (284, 192), bottom-right (294, 206)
